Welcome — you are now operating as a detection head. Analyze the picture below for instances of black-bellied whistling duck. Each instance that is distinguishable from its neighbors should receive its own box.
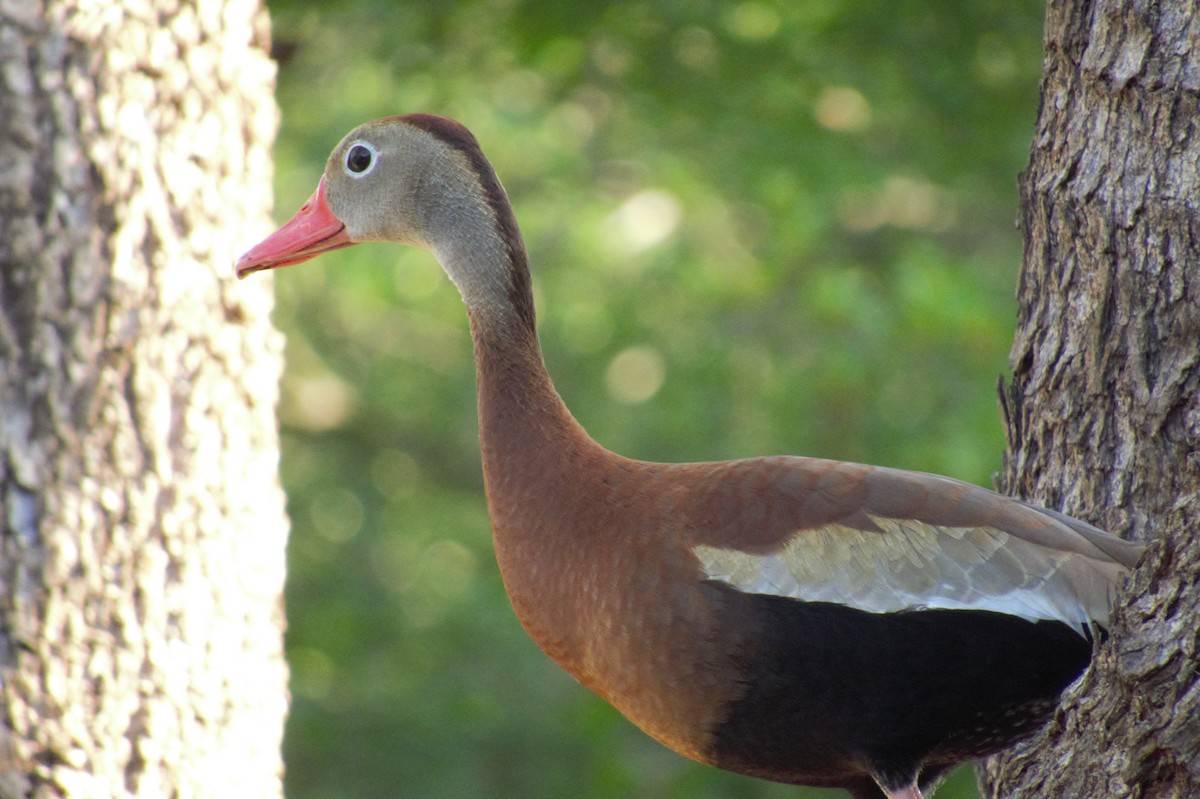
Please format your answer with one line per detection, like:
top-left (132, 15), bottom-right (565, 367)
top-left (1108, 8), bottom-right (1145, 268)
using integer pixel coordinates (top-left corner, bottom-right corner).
top-left (237, 115), bottom-right (1143, 799)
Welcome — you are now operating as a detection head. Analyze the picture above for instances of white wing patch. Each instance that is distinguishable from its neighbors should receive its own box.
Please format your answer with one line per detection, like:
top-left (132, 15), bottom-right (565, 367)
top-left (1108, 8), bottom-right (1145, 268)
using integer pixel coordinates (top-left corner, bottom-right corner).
top-left (693, 516), bottom-right (1114, 633)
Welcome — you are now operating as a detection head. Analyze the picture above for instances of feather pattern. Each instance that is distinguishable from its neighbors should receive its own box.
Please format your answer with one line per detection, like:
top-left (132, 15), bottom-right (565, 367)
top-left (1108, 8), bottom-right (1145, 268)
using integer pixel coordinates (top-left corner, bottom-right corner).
top-left (687, 457), bottom-right (1138, 633)
top-left (696, 519), bottom-right (1097, 631)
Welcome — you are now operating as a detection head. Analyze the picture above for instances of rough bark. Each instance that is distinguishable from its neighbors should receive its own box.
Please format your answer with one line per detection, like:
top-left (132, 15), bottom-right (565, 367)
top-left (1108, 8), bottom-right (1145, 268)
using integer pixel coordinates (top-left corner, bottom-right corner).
top-left (984, 1), bottom-right (1200, 797)
top-left (0, 1), bottom-right (287, 797)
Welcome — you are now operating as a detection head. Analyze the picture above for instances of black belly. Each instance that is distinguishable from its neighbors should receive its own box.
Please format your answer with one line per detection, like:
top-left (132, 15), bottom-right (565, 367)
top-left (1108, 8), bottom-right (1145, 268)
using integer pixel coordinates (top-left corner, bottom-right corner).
top-left (703, 582), bottom-right (1094, 792)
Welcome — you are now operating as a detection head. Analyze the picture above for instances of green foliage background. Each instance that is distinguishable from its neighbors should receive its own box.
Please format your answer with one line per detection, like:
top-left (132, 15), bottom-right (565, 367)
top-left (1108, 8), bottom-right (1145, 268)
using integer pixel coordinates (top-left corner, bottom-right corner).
top-left (263, 1), bottom-right (1046, 797)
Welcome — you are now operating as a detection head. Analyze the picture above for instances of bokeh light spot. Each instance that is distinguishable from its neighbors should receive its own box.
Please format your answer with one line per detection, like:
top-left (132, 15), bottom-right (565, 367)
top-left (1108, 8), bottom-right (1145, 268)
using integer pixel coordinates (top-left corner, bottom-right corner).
top-left (814, 86), bottom-right (872, 133)
top-left (605, 346), bottom-right (666, 404)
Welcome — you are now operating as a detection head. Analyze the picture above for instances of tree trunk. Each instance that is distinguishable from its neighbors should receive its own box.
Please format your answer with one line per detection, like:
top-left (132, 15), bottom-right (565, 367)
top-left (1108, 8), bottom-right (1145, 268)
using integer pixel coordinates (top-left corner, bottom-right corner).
top-left (0, 2), bottom-right (287, 797)
top-left (984, 0), bottom-right (1200, 796)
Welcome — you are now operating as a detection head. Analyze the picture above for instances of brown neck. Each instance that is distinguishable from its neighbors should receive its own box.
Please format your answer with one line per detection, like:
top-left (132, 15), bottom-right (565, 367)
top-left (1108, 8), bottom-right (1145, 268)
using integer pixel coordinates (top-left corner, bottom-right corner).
top-left (467, 307), bottom-right (726, 757)
top-left (458, 203), bottom-right (580, 469)
top-left (468, 304), bottom-right (622, 664)
top-left (414, 113), bottom-right (618, 608)
top-left (441, 138), bottom-right (603, 518)
top-left (469, 309), bottom-right (602, 522)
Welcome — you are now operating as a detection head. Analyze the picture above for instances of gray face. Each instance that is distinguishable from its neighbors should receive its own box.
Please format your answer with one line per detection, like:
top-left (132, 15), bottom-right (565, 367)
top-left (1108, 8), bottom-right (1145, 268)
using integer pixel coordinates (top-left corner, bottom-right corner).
top-left (321, 122), bottom-right (428, 248)
top-left (314, 118), bottom-right (517, 317)
top-left (321, 120), bottom-right (487, 254)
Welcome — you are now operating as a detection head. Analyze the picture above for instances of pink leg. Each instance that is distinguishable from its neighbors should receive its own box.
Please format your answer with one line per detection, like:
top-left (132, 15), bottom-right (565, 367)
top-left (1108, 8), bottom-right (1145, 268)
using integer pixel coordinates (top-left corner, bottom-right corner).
top-left (884, 786), bottom-right (924, 799)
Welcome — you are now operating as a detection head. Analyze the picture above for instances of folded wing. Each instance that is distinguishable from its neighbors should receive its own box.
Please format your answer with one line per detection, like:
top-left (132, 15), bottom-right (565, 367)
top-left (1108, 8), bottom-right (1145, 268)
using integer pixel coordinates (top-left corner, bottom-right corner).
top-left (687, 457), bottom-right (1142, 633)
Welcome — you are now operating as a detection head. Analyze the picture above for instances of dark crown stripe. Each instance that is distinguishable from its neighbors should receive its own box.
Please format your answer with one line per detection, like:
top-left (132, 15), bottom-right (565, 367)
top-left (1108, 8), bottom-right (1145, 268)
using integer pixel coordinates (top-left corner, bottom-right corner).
top-left (395, 114), bottom-right (536, 334)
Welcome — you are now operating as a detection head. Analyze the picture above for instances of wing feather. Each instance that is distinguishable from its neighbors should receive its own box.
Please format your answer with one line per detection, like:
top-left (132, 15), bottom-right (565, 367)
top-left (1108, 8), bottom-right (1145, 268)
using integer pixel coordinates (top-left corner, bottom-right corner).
top-left (686, 458), bottom-right (1142, 632)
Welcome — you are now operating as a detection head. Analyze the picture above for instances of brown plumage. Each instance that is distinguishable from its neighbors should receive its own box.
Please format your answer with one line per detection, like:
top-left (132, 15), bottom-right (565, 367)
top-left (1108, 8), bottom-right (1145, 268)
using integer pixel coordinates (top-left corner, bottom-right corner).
top-left (237, 114), bottom-right (1142, 799)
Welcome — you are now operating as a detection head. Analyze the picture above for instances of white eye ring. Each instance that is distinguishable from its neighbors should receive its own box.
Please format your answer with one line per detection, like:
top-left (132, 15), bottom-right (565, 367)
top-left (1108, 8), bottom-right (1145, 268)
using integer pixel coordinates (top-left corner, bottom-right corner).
top-left (343, 140), bottom-right (377, 178)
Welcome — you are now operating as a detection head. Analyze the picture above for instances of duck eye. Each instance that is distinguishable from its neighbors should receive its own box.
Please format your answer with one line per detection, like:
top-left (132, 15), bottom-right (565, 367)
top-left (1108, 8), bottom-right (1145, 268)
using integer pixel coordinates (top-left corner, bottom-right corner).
top-left (344, 142), bottom-right (376, 177)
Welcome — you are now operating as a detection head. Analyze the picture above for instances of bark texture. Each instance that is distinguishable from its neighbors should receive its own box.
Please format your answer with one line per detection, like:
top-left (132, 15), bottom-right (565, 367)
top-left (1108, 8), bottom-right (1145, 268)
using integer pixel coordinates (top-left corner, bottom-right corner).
top-left (985, 1), bottom-right (1200, 797)
top-left (0, 1), bottom-right (286, 797)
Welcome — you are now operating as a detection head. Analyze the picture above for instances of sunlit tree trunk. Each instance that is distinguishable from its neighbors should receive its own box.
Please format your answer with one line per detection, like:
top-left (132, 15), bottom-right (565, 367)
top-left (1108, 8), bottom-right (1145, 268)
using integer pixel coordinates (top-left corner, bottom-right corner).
top-left (0, 1), bottom-right (287, 796)
top-left (985, 1), bottom-right (1200, 796)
